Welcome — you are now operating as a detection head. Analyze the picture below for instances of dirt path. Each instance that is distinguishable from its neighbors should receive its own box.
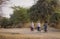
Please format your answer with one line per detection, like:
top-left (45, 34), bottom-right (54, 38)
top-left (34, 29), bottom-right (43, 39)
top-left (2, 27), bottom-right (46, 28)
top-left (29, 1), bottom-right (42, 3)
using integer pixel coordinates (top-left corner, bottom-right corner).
top-left (0, 27), bottom-right (60, 39)
top-left (0, 27), bottom-right (60, 34)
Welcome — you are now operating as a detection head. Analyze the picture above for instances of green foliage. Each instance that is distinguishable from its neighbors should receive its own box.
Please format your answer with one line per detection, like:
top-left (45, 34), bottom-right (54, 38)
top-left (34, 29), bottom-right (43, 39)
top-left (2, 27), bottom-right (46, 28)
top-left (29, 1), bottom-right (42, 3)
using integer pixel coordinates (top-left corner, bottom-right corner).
top-left (10, 6), bottom-right (29, 25)
top-left (50, 13), bottom-right (60, 23)
top-left (0, 17), bottom-right (12, 28)
top-left (29, 0), bottom-right (59, 22)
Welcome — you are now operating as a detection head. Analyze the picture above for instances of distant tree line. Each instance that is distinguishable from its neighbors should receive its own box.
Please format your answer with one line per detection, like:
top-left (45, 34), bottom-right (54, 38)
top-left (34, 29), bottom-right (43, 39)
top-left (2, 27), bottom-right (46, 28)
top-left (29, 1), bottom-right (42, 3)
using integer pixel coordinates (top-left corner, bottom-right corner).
top-left (0, 0), bottom-right (60, 29)
top-left (0, 6), bottom-right (30, 28)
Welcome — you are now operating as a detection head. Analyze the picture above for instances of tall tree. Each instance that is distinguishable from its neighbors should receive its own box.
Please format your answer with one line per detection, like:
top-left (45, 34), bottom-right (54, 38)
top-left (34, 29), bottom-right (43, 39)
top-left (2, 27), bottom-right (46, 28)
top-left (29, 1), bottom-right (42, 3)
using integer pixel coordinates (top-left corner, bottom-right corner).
top-left (49, 13), bottom-right (60, 28)
top-left (10, 6), bottom-right (29, 27)
top-left (29, 0), bottom-right (58, 23)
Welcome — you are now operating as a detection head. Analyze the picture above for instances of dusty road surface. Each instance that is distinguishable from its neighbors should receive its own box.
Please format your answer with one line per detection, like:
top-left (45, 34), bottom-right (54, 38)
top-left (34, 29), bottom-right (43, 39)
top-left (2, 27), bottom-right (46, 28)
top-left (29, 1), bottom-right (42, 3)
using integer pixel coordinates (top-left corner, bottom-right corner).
top-left (0, 27), bottom-right (60, 39)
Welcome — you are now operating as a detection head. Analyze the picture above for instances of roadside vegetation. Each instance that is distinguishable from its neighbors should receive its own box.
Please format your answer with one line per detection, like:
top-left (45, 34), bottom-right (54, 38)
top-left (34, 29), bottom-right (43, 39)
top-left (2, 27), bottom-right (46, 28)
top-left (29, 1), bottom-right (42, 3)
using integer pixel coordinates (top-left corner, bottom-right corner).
top-left (0, 0), bottom-right (60, 29)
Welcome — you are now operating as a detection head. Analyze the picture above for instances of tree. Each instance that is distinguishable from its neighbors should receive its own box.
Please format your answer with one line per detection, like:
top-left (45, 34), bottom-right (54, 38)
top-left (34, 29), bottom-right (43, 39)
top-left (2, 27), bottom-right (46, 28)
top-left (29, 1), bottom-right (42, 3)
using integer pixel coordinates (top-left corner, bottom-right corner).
top-left (0, 17), bottom-right (9, 28)
top-left (49, 13), bottom-right (60, 28)
top-left (29, 0), bottom-right (59, 23)
top-left (10, 6), bottom-right (29, 27)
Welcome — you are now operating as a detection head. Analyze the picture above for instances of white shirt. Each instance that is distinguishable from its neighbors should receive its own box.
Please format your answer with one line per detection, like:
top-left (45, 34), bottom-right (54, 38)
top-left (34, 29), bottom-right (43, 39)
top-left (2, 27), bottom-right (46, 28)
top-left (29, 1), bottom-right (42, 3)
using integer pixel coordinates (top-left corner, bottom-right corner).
top-left (37, 23), bottom-right (41, 27)
top-left (31, 22), bottom-right (34, 28)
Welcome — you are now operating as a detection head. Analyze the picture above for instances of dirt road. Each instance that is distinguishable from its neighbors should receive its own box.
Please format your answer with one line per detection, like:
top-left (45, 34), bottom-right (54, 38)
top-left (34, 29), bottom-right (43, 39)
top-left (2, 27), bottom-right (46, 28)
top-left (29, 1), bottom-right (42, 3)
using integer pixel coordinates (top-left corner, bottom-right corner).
top-left (0, 27), bottom-right (60, 39)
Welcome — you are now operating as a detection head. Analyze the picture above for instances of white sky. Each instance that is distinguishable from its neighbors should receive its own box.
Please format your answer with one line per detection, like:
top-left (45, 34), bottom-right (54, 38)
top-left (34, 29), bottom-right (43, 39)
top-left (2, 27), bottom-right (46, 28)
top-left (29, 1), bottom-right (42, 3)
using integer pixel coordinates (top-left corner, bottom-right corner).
top-left (2, 0), bottom-right (35, 18)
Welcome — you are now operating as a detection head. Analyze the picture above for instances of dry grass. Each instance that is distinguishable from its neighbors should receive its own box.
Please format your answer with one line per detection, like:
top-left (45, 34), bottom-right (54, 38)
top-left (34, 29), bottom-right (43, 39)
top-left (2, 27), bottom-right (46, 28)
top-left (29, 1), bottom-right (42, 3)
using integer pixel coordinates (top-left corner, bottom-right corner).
top-left (0, 34), bottom-right (42, 39)
top-left (0, 33), bottom-right (60, 39)
top-left (0, 28), bottom-right (60, 39)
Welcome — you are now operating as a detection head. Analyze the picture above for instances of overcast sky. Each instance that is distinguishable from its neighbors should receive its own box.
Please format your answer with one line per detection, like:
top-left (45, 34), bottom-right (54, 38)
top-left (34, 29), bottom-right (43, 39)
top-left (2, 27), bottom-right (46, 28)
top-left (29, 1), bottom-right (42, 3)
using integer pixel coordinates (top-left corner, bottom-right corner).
top-left (1, 0), bottom-right (60, 18)
top-left (2, 0), bottom-right (36, 18)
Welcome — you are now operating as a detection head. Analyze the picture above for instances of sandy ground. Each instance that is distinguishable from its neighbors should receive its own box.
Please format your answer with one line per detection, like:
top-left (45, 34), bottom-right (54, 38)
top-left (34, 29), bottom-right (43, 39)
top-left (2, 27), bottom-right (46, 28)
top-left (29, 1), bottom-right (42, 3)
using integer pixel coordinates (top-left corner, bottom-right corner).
top-left (0, 27), bottom-right (60, 39)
